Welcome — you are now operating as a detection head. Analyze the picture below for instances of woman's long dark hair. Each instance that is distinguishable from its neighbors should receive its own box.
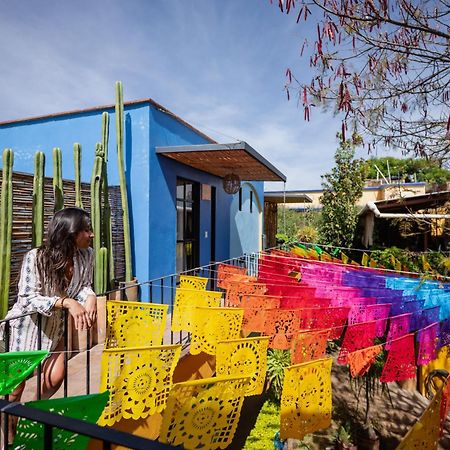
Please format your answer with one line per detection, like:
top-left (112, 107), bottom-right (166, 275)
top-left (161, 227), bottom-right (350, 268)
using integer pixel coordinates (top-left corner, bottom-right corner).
top-left (36, 207), bottom-right (91, 296)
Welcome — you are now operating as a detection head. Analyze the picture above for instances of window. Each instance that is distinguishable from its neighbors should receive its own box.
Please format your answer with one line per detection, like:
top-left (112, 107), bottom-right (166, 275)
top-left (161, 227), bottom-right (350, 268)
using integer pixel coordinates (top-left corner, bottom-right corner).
top-left (238, 188), bottom-right (242, 211)
top-left (250, 190), bottom-right (253, 213)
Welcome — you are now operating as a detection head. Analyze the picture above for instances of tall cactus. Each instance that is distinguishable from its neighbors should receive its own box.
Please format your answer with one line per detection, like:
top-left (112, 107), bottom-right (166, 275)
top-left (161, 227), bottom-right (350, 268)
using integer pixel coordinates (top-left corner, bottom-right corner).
top-left (73, 143), bottom-right (83, 209)
top-left (52, 147), bottom-right (64, 212)
top-left (101, 112), bottom-right (114, 289)
top-left (0, 149), bottom-right (13, 318)
top-left (32, 151), bottom-right (45, 248)
top-left (91, 143), bottom-right (106, 294)
top-left (115, 81), bottom-right (133, 282)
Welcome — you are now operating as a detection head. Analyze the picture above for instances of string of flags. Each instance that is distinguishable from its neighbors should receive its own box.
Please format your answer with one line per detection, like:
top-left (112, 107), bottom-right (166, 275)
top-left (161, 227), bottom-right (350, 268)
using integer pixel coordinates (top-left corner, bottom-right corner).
top-left (3, 253), bottom-right (450, 449)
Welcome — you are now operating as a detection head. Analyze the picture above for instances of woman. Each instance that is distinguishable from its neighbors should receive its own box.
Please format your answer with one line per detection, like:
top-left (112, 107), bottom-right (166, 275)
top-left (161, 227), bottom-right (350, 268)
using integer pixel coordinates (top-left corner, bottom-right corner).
top-left (5, 207), bottom-right (97, 403)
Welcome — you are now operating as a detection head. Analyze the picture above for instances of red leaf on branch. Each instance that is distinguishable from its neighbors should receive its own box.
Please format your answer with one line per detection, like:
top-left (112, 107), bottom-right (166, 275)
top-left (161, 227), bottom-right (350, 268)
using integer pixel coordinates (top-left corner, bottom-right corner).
top-left (285, 68), bottom-right (292, 83)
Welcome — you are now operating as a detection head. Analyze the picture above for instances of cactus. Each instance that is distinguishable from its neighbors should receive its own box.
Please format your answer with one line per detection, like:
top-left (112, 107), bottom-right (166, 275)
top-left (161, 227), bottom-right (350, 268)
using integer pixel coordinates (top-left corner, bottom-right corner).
top-left (91, 143), bottom-right (106, 294)
top-left (115, 81), bottom-right (133, 282)
top-left (0, 149), bottom-right (13, 318)
top-left (101, 112), bottom-right (114, 289)
top-left (73, 143), bottom-right (83, 209)
top-left (52, 147), bottom-right (64, 212)
top-left (97, 246), bottom-right (108, 295)
top-left (32, 151), bottom-right (45, 248)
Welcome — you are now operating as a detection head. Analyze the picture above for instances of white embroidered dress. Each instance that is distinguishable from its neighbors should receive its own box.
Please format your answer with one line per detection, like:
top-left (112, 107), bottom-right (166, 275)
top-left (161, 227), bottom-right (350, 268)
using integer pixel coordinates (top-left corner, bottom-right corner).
top-left (4, 247), bottom-right (95, 352)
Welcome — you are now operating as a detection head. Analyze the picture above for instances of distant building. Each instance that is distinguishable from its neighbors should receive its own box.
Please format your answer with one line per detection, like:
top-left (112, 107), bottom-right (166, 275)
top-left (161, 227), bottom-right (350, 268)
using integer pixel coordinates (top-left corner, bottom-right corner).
top-left (265, 181), bottom-right (426, 211)
top-left (358, 190), bottom-right (450, 250)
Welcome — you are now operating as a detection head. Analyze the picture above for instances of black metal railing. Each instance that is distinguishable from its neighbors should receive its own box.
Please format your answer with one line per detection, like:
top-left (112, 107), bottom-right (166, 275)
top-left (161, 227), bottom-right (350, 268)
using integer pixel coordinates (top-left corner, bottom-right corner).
top-left (0, 251), bottom-right (263, 449)
top-left (0, 399), bottom-right (174, 449)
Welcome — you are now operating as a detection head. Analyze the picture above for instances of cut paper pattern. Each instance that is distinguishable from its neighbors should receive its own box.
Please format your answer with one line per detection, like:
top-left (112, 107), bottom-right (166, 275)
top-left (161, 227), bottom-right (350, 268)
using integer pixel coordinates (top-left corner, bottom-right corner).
top-left (241, 294), bottom-right (280, 333)
top-left (380, 334), bottom-right (416, 382)
top-left (0, 350), bottom-right (48, 395)
top-left (98, 344), bottom-right (181, 426)
top-left (264, 309), bottom-right (300, 350)
top-left (281, 296), bottom-right (330, 309)
top-left (225, 281), bottom-right (266, 307)
top-left (417, 322), bottom-right (439, 366)
top-left (396, 384), bottom-right (443, 449)
top-left (280, 358), bottom-right (332, 440)
top-left (160, 375), bottom-right (249, 450)
top-left (348, 304), bottom-right (390, 336)
top-left (217, 264), bottom-right (247, 289)
top-left (386, 313), bottom-right (411, 350)
top-left (105, 300), bottom-right (168, 349)
top-left (179, 275), bottom-right (208, 290)
top-left (291, 329), bottom-right (329, 365)
top-left (190, 307), bottom-right (244, 355)
top-left (172, 288), bottom-right (222, 332)
top-left (348, 345), bottom-right (383, 377)
top-left (438, 318), bottom-right (450, 349)
top-left (366, 304), bottom-right (391, 337)
top-left (14, 392), bottom-right (109, 450)
top-left (296, 307), bottom-right (349, 339)
top-left (411, 306), bottom-right (440, 331)
top-left (338, 321), bottom-right (377, 364)
top-left (220, 274), bottom-right (256, 293)
top-left (216, 336), bottom-right (269, 396)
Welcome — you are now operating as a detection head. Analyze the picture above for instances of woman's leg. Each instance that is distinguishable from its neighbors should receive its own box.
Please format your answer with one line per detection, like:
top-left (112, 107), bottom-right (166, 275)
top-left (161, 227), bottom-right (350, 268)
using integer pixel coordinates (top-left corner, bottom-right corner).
top-left (41, 339), bottom-right (65, 400)
top-left (8, 381), bottom-right (26, 444)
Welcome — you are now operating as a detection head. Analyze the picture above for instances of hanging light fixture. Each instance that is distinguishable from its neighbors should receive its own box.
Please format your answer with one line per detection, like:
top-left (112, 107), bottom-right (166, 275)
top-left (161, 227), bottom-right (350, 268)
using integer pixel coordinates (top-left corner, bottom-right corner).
top-left (222, 173), bottom-right (241, 194)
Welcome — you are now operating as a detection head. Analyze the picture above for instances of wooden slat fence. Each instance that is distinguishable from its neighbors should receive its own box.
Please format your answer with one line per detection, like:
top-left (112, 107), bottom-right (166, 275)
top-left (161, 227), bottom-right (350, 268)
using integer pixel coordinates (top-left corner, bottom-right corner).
top-left (1, 170), bottom-right (124, 305)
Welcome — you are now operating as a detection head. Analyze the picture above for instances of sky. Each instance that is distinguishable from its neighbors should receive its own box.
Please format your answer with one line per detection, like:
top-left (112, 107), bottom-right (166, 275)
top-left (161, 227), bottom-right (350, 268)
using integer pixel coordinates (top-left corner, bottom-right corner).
top-left (0, 0), bottom-right (385, 189)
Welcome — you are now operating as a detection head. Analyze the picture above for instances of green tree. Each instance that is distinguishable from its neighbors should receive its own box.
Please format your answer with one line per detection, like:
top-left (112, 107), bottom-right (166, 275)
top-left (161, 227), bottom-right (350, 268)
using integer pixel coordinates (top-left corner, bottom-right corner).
top-left (319, 139), bottom-right (366, 247)
top-left (276, 208), bottom-right (321, 244)
top-left (366, 157), bottom-right (450, 185)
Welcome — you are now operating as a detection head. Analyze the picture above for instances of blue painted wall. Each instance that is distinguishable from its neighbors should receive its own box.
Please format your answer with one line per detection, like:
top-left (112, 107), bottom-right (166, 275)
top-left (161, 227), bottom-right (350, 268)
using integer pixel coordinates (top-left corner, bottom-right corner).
top-left (0, 101), bottom-right (243, 301)
top-left (230, 181), bottom-right (264, 257)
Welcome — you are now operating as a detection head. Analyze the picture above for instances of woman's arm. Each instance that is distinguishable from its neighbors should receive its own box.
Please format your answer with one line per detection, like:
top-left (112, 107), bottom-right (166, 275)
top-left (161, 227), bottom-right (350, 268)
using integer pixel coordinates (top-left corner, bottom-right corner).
top-left (17, 250), bottom-right (60, 316)
top-left (74, 248), bottom-right (97, 324)
top-left (54, 296), bottom-right (92, 330)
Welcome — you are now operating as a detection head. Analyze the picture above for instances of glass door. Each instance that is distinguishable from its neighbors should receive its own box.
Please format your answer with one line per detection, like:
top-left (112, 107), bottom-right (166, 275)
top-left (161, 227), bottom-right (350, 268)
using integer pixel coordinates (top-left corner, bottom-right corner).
top-left (176, 178), bottom-right (200, 273)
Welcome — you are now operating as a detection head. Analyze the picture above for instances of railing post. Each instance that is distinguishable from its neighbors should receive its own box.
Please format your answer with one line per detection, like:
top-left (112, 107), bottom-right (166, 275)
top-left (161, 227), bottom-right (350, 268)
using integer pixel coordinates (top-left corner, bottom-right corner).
top-left (43, 424), bottom-right (53, 449)
top-left (86, 328), bottom-right (90, 395)
top-left (37, 314), bottom-right (42, 400)
top-left (2, 321), bottom-right (9, 450)
top-left (63, 310), bottom-right (68, 398)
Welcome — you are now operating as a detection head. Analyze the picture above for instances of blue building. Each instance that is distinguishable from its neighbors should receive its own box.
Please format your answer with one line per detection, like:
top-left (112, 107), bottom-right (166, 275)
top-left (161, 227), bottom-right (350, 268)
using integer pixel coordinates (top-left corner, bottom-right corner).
top-left (0, 99), bottom-right (285, 291)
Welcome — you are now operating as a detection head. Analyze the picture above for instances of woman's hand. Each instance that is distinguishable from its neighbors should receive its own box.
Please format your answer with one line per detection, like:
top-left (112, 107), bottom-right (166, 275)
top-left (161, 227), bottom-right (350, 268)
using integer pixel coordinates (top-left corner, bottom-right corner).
top-left (65, 298), bottom-right (92, 330)
top-left (84, 295), bottom-right (97, 325)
